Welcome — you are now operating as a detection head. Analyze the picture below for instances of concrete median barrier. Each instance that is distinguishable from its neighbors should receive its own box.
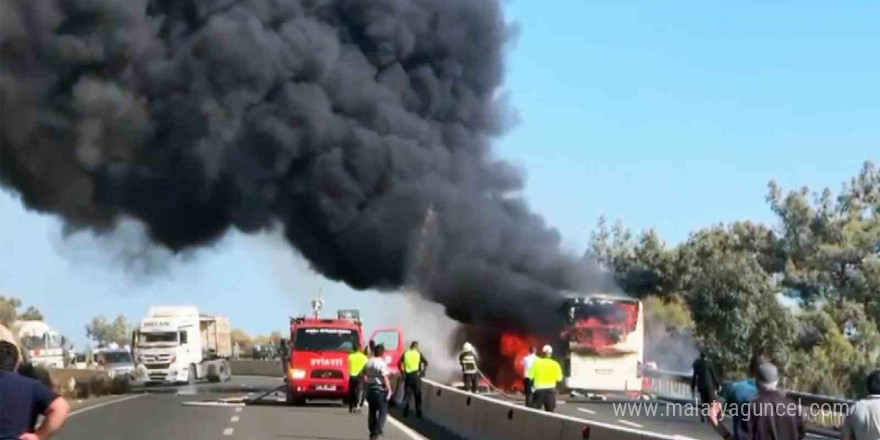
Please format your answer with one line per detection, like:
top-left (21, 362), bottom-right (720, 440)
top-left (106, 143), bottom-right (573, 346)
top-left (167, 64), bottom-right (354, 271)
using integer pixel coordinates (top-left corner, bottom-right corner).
top-left (421, 379), bottom-right (678, 440)
top-left (229, 359), bottom-right (283, 377)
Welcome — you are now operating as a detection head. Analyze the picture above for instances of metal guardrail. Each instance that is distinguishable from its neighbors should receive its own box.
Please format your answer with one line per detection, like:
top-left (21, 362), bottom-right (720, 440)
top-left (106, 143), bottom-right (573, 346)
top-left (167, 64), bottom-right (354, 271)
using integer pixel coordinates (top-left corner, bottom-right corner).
top-left (643, 369), bottom-right (853, 434)
top-left (643, 369), bottom-right (694, 401)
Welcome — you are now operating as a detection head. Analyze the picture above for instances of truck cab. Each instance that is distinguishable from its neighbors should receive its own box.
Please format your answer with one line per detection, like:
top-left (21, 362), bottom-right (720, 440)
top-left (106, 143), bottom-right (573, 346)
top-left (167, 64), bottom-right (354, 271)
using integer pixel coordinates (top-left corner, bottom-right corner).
top-left (284, 308), bottom-right (404, 405)
top-left (133, 306), bottom-right (231, 385)
top-left (14, 320), bottom-right (65, 369)
top-left (285, 313), bottom-right (363, 404)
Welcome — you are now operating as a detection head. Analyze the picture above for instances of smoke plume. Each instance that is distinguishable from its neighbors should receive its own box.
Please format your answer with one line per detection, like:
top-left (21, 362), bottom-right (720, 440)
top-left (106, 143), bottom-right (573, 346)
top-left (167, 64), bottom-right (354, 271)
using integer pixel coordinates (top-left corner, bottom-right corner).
top-left (1, 0), bottom-right (587, 332)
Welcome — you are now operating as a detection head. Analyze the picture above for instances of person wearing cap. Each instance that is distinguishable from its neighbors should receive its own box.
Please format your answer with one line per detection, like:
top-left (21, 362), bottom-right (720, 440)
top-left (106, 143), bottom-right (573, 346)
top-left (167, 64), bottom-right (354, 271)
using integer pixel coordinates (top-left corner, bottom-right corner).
top-left (460, 342), bottom-right (479, 393)
top-left (397, 341), bottom-right (428, 418)
top-left (747, 362), bottom-right (805, 440)
top-left (841, 370), bottom-right (880, 440)
top-left (527, 345), bottom-right (563, 412)
top-left (0, 328), bottom-right (70, 440)
top-left (710, 354), bottom-right (764, 440)
top-left (522, 346), bottom-right (537, 407)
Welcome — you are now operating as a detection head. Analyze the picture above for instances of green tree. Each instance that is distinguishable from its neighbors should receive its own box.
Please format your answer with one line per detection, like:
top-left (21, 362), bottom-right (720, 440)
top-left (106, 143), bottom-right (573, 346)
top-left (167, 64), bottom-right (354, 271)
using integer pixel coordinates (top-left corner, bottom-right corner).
top-left (679, 227), bottom-right (796, 377)
top-left (18, 306), bottom-right (44, 321)
top-left (592, 160), bottom-right (879, 396)
top-left (0, 296), bottom-right (21, 327)
top-left (231, 328), bottom-right (254, 354)
top-left (86, 314), bottom-right (131, 346)
top-left (588, 220), bottom-right (680, 299)
top-left (768, 161), bottom-right (880, 319)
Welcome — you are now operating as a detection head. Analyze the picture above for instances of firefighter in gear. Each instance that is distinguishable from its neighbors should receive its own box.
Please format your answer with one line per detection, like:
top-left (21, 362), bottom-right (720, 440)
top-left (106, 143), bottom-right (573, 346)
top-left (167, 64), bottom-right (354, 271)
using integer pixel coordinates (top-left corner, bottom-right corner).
top-left (397, 341), bottom-right (428, 418)
top-left (527, 345), bottom-right (563, 412)
top-left (348, 345), bottom-right (369, 413)
top-left (460, 342), bottom-right (479, 393)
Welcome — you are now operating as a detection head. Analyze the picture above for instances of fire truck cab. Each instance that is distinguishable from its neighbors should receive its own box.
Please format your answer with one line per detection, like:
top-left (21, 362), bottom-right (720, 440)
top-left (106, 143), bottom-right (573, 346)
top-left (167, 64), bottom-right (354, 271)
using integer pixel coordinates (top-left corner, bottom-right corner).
top-left (284, 302), bottom-right (403, 405)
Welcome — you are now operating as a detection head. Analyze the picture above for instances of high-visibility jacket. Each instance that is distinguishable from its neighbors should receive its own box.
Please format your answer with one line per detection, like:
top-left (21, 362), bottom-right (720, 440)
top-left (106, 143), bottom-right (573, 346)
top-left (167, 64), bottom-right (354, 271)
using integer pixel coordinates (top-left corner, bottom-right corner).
top-left (527, 357), bottom-right (563, 390)
top-left (349, 351), bottom-right (369, 376)
top-left (403, 349), bottom-right (422, 374)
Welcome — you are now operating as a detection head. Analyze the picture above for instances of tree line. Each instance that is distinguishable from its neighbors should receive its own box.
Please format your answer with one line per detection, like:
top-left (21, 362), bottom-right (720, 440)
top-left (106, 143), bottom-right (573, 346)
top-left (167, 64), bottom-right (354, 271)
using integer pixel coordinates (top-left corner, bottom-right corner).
top-left (1, 296), bottom-right (44, 327)
top-left (589, 160), bottom-right (879, 397)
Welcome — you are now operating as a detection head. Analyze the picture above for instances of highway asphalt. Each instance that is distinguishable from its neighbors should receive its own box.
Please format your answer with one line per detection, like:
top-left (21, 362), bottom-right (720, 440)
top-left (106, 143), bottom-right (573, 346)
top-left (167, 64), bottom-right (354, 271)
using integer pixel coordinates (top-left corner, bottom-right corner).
top-left (55, 376), bottom-right (437, 440)
top-left (54, 376), bottom-right (832, 440)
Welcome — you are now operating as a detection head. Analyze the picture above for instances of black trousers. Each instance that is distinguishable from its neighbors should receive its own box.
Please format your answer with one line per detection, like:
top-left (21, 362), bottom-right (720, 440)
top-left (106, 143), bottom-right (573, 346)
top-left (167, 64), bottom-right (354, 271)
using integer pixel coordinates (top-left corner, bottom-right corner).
top-left (462, 373), bottom-right (479, 392)
top-left (523, 378), bottom-right (534, 407)
top-left (366, 388), bottom-right (388, 437)
top-left (531, 389), bottom-right (557, 412)
top-left (402, 373), bottom-right (422, 414)
top-left (348, 377), bottom-right (363, 411)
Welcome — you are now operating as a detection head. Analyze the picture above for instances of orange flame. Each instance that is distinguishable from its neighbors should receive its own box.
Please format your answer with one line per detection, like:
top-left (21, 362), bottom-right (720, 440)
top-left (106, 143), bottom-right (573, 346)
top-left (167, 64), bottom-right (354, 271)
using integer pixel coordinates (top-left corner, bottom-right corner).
top-left (496, 332), bottom-right (543, 391)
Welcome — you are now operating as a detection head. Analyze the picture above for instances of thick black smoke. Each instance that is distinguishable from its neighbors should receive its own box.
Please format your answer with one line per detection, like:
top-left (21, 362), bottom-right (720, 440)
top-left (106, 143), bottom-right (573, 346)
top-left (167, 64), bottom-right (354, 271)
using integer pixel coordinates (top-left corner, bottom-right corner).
top-left (1, 0), bottom-right (588, 332)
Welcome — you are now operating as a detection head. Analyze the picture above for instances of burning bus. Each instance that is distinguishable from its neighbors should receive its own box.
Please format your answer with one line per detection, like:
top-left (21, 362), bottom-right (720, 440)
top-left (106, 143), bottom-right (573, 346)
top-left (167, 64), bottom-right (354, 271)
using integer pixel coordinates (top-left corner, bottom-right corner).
top-left (486, 293), bottom-right (645, 398)
top-left (562, 293), bottom-right (645, 397)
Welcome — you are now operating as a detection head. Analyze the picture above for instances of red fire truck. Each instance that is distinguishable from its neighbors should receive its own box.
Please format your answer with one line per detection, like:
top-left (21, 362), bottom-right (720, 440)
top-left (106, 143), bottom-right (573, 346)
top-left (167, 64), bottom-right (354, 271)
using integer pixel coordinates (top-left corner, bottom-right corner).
top-left (284, 301), bottom-right (403, 405)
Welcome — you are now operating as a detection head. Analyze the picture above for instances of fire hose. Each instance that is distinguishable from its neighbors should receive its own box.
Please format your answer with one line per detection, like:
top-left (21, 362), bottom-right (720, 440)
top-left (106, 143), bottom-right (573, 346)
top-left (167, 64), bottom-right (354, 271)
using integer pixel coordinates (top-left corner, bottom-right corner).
top-left (475, 367), bottom-right (524, 402)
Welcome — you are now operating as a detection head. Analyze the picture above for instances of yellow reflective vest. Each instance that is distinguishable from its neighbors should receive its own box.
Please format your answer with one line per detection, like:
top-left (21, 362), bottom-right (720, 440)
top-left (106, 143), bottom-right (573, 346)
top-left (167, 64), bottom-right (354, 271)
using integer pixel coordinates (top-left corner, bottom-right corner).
top-left (403, 349), bottom-right (422, 374)
top-left (527, 357), bottom-right (563, 390)
top-left (348, 351), bottom-right (369, 376)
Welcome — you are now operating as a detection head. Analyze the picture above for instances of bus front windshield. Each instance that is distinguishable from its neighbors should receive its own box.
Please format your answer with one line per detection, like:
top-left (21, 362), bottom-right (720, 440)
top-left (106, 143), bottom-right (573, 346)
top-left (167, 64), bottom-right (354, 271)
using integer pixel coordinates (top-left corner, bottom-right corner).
top-left (566, 299), bottom-right (640, 353)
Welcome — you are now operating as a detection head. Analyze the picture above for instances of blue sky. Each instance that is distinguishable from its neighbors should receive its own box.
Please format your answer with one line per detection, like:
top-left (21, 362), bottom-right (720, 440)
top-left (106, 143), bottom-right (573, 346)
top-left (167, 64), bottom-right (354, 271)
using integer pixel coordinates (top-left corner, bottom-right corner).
top-left (2, 0), bottom-right (877, 347)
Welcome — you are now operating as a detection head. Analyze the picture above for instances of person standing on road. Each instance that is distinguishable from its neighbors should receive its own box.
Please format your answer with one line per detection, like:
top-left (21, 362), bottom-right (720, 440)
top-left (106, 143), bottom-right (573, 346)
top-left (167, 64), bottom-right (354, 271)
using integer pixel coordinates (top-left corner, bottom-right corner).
top-left (397, 341), bottom-right (428, 418)
top-left (841, 370), bottom-right (880, 440)
top-left (747, 362), bottom-right (805, 440)
top-left (527, 345), bottom-right (563, 413)
top-left (692, 351), bottom-right (720, 422)
top-left (460, 342), bottom-right (479, 393)
top-left (711, 354), bottom-right (763, 440)
top-left (348, 345), bottom-right (369, 414)
top-left (522, 346), bottom-right (537, 407)
top-left (0, 332), bottom-right (70, 440)
top-left (363, 344), bottom-right (393, 440)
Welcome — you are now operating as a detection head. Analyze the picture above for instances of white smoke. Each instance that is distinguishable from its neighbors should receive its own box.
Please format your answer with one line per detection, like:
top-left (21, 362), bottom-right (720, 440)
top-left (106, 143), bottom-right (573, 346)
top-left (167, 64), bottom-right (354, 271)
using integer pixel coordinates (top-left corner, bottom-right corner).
top-left (380, 293), bottom-right (461, 383)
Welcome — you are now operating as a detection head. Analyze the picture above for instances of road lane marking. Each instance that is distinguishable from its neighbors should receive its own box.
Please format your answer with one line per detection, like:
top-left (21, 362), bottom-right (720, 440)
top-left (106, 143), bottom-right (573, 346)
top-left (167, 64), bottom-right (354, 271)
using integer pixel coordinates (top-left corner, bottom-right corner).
top-left (578, 408), bottom-right (597, 415)
top-left (181, 401), bottom-right (245, 407)
top-left (234, 407), bottom-right (243, 413)
top-left (617, 420), bottom-right (644, 428)
top-left (387, 416), bottom-right (428, 440)
top-left (674, 435), bottom-right (700, 440)
top-left (230, 416), bottom-right (240, 423)
top-left (223, 428), bottom-right (234, 436)
top-left (69, 394), bottom-right (146, 417)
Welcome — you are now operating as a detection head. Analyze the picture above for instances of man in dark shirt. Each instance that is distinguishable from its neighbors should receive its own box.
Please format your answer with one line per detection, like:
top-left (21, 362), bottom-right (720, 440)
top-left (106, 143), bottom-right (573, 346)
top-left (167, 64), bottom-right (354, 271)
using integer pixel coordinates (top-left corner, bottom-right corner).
top-left (748, 363), bottom-right (804, 440)
top-left (0, 338), bottom-right (70, 440)
top-left (692, 351), bottom-right (719, 421)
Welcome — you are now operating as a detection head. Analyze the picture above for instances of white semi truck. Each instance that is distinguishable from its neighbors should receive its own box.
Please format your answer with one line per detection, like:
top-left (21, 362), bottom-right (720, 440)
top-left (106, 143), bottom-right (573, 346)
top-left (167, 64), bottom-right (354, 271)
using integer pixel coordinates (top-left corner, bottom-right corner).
top-left (132, 306), bottom-right (232, 384)
top-left (14, 320), bottom-right (65, 369)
